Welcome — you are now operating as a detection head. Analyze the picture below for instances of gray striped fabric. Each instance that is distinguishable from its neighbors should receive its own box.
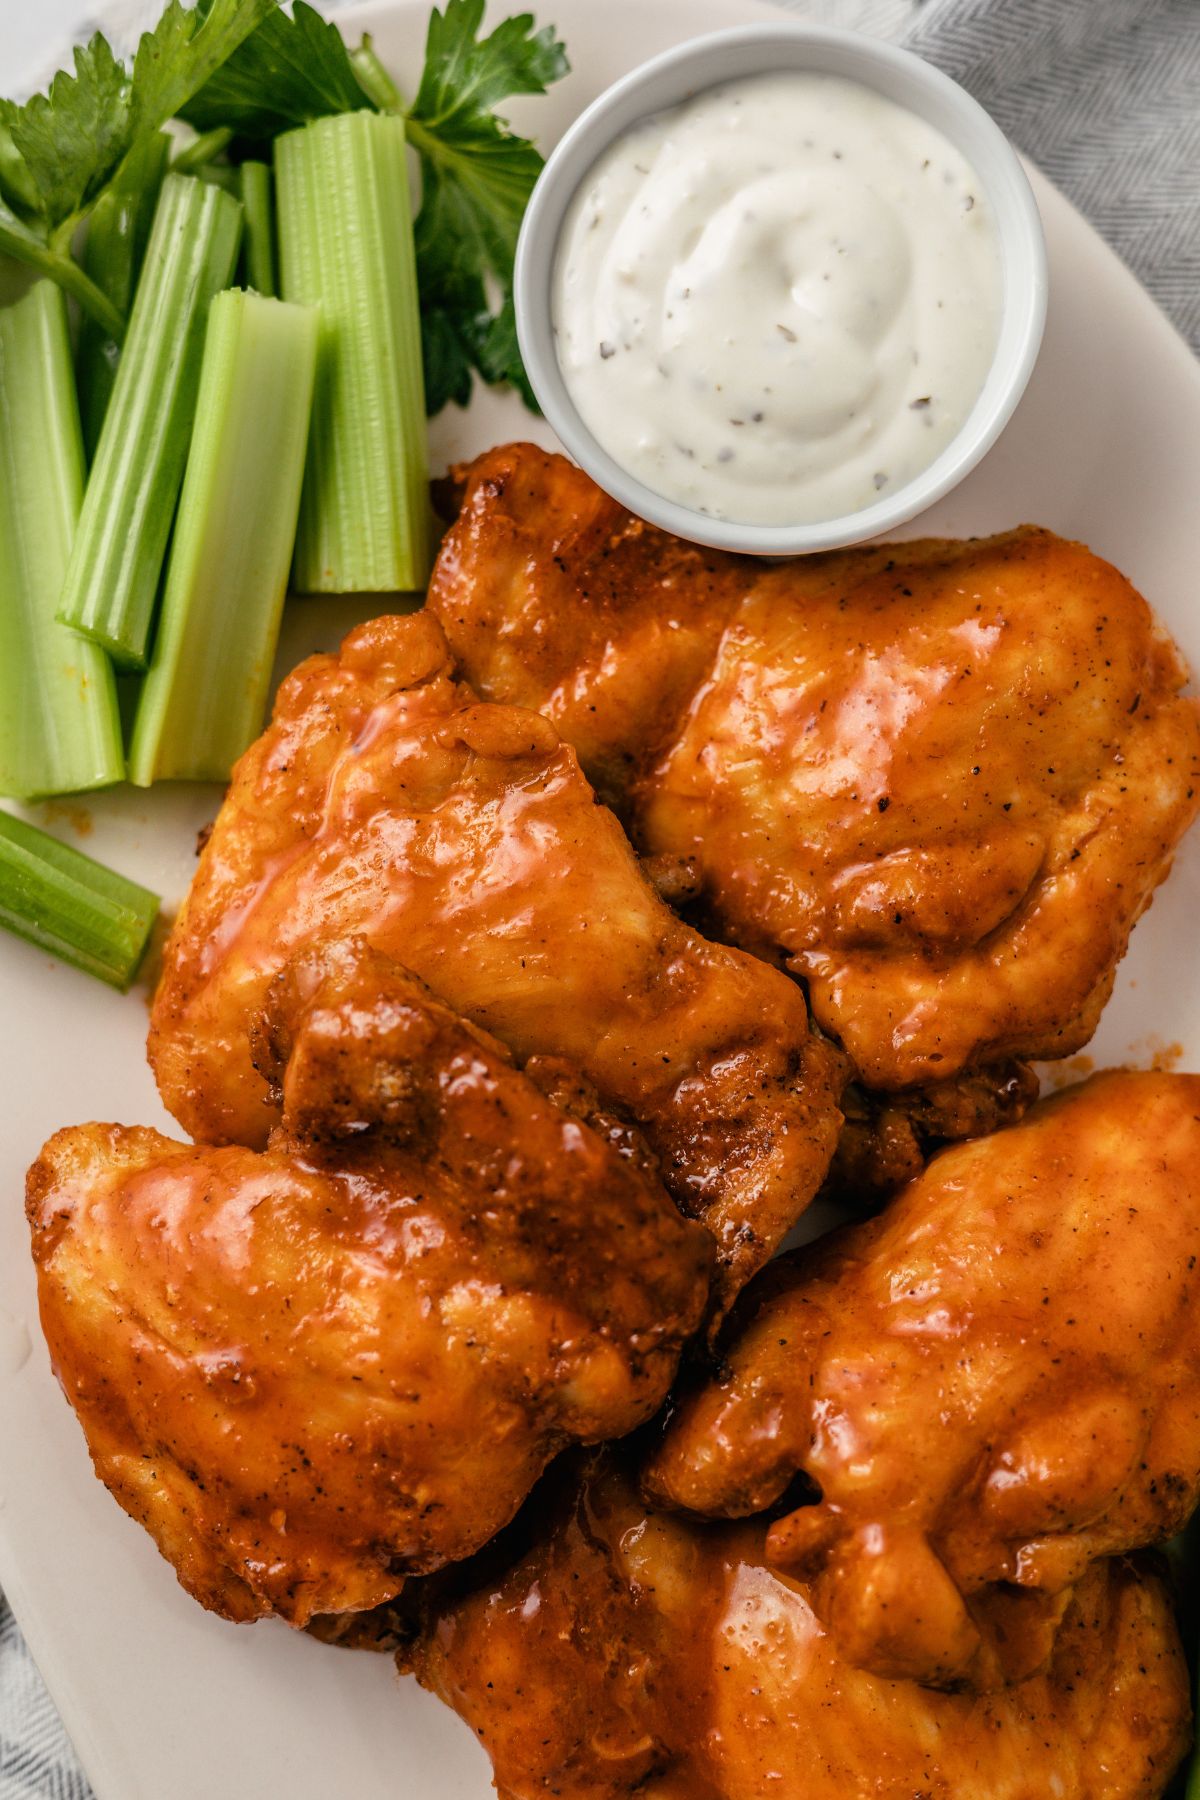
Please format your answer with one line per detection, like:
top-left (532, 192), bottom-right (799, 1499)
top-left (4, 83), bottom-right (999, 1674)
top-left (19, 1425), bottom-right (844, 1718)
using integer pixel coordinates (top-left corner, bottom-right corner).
top-left (0, 1602), bottom-right (89, 1800)
top-left (899, 0), bottom-right (1200, 354)
top-left (2, 1), bottom-right (1198, 1795)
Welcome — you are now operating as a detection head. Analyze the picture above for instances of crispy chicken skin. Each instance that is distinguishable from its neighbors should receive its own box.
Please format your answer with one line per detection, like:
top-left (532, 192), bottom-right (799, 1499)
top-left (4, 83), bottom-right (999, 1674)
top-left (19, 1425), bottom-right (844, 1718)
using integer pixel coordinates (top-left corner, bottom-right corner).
top-left (645, 1072), bottom-right (1200, 1690)
top-left (429, 444), bottom-right (1200, 1090)
top-left (831, 1058), bottom-right (1041, 1196)
top-left (149, 611), bottom-right (843, 1313)
top-left (27, 941), bottom-right (710, 1626)
top-left (406, 1452), bottom-right (1191, 1800)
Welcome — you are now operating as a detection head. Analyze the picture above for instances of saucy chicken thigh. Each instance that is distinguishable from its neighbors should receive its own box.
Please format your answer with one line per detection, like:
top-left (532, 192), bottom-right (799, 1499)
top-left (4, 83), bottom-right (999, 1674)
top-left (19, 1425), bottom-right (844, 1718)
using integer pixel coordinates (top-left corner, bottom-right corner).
top-left (430, 444), bottom-right (1200, 1092)
top-left (645, 1072), bottom-right (1200, 1690)
top-left (28, 941), bottom-right (710, 1625)
top-left (149, 611), bottom-right (842, 1313)
top-left (407, 1452), bottom-right (1190, 1800)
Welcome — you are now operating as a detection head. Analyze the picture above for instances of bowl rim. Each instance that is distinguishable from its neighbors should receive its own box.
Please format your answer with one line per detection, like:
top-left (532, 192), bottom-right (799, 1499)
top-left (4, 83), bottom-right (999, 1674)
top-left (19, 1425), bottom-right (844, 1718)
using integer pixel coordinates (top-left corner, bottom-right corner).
top-left (514, 21), bottom-right (1049, 556)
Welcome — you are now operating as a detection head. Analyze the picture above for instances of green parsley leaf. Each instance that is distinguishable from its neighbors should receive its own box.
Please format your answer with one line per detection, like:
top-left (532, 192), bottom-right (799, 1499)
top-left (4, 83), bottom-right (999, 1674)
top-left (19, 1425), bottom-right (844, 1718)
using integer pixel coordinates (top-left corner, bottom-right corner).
top-left (0, 0), bottom-right (274, 245)
top-left (408, 122), bottom-right (545, 316)
top-left (420, 290), bottom-right (531, 414)
top-left (420, 292), bottom-right (534, 417)
top-left (405, 0), bottom-right (569, 412)
top-left (3, 35), bottom-right (130, 227)
top-left (475, 294), bottom-right (536, 409)
top-left (420, 306), bottom-right (477, 416)
top-left (411, 0), bottom-right (567, 131)
top-left (0, 118), bottom-right (40, 216)
top-left (128, 0), bottom-right (277, 137)
top-left (179, 1), bottom-right (371, 140)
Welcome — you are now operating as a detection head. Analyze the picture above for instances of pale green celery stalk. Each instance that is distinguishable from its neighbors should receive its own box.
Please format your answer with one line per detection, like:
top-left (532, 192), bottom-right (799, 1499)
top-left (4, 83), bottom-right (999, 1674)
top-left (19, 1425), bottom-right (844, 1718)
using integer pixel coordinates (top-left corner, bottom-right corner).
top-left (239, 162), bottom-right (276, 296)
top-left (0, 198), bottom-right (125, 341)
top-left (194, 165), bottom-right (240, 197)
top-left (128, 289), bottom-right (317, 786)
top-left (57, 174), bottom-right (243, 670)
top-left (0, 811), bottom-right (158, 988)
top-left (77, 131), bottom-right (171, 462)
top-left (172, 127), bottom-right (235, 174)
top-left (0, 269), bottom-right (123, 799)
top-left (276, 111), bottom-right (432, 594)
top-left (349, 39), bottom-right (402, 110)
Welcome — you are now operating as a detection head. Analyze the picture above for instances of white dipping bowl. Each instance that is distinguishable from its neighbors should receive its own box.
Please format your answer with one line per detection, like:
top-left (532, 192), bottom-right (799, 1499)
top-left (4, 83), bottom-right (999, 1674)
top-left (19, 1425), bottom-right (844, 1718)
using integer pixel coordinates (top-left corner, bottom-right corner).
top-left (514, 24), bottom-right (1047, 556)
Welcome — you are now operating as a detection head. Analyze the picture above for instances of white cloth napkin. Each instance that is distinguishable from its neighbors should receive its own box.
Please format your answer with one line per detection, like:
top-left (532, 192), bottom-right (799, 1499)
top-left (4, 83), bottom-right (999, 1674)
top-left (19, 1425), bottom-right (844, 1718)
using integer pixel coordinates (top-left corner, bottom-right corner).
top-left (2, 1), bottom-right (1198, 1794)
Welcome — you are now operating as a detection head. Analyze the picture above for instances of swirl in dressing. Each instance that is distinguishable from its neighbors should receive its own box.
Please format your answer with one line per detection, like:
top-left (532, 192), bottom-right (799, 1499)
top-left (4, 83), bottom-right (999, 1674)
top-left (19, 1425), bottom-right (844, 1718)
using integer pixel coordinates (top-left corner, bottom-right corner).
top-left (553, 72), bottom-right (1002, 526)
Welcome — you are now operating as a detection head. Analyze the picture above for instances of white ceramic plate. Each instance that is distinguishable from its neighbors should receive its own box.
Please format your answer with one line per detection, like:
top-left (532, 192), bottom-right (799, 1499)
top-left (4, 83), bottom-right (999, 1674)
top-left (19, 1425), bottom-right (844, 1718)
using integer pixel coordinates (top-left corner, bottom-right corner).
top-left (2, 2), bottom-right (1199, 1796)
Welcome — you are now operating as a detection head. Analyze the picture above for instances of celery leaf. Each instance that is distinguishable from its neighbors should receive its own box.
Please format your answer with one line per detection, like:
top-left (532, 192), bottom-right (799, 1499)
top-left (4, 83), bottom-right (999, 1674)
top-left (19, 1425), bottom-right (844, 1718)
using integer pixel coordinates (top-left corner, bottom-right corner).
top-left (475, 295), bottom-right (536, 410)
top-left (412, 0), bottom-right (568, 129)
top-left (0, 119), bottom-right (41, 216)
top-left (2, 36), bottom-right (130, 225)
top-left (179, 1), bottom-right (371, 139)
top-left (421, 306), bottom-right (478, 415)
top-left (0, 0), bottom-right (274, 237)
top-left (129, 0), bottom-right (278, 135)
top-left (406, 0), bottom-right (569, 411)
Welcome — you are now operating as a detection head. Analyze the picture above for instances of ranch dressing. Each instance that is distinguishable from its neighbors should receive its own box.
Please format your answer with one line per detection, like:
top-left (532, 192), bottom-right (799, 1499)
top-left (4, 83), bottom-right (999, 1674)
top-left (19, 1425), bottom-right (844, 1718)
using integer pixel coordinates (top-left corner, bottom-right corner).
top-left (552, 71), bottom-right (1002, 526)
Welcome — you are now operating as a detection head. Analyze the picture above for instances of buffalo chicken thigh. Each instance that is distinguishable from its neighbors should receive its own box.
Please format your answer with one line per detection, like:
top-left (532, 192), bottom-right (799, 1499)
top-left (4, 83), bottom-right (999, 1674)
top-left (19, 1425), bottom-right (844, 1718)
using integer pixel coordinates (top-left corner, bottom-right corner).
top-left (149, 610), bottom-right (843, 1314)
top-left (407, 1452), bottom-right (1190, 1800)
top-left (28, 942), bottom-right (710, 1625)
top-left (646, 1072), bottom-right (1200, 1690)
top-left (430, 444), bottom-right (1200, 1092)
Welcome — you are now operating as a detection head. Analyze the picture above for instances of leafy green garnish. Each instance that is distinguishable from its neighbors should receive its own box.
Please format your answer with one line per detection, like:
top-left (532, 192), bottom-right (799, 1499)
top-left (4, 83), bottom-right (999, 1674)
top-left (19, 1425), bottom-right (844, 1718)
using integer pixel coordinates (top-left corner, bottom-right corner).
top-left (405, 0), bottom-right (568, 412)
top-left (411, 0), bottom-right (567, 135)
top-left (129, 0), bottom-right (272, 133)
top-left (0, 123), bottom-right (39, 215)
top-left (0, 0), bottom-right (566, 409)
top-left (0, 36), bottom-right (128, 226)
top-left (182, 0), bottom-right (568, 411)
top-left (0, 195), bottom-right (125, 337)
top-left (475, 294), bottom-right (536, 410)
top-left (179, 1), bottom-right (371, 139)
top-left (0, 0), bottom-right (273, 327)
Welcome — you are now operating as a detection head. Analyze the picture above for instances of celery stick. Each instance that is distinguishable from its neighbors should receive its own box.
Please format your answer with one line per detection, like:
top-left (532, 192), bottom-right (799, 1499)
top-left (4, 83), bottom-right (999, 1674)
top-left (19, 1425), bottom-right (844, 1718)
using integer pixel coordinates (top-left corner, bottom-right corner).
top-left (276, 111), bottom-right (432, 594)
top-left (0, 202), bottom-right (126, 342)
top-left (129, 289), bottom-right (317, 786)
top-left (349, 40), bottom-right (402, 111)
top-left (0, 268), bottom-right (123, 799)
top-left (77, 131), bottom-right (171, 462)
top-left (0, 810), bottom-right (158, 989)
top-left (57, 174), bottom-right (243, 671)
top-left (239, 162), bottom-right (276, 297)
top-left (194, 165), bottom-right (241, 198)
top-left (172, 127), bottom-right (235, 174)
